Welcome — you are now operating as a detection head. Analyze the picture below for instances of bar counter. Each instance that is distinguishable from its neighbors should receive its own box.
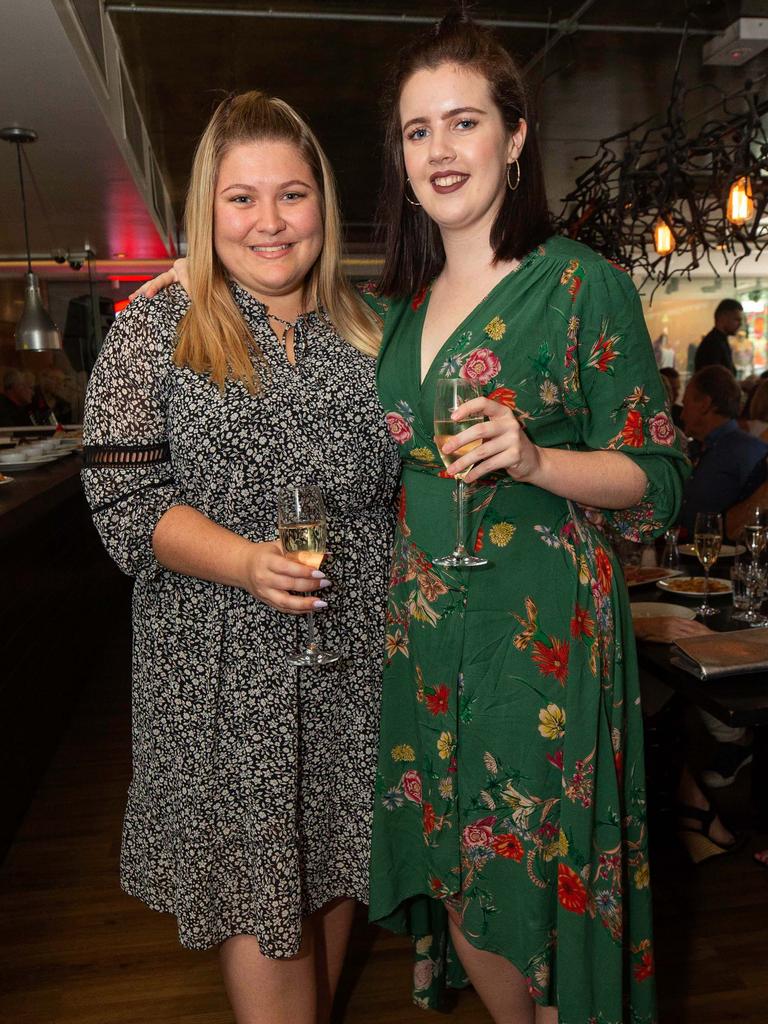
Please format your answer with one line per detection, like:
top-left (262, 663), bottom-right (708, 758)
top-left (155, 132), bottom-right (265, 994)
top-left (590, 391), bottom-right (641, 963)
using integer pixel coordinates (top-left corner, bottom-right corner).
top-left (0, 453), bottom-right (129, 859)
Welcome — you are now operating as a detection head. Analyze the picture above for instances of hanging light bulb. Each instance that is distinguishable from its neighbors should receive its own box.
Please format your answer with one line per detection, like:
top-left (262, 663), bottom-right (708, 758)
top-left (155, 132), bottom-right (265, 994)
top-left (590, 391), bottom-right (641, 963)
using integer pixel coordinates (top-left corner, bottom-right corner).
top-left (0, 126), bottom-right (62, 352)
top-left (653, 216), bottom-right (676, 256)
top-left (726, 176), bottom-right (754, 226)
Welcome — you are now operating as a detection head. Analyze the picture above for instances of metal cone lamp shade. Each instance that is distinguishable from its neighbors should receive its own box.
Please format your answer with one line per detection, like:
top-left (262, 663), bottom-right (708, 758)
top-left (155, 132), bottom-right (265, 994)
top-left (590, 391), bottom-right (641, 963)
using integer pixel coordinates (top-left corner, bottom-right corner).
top-left (0, 125), bottom-right (62, 351)
top-left (17, 271), bottom-right (62, 351)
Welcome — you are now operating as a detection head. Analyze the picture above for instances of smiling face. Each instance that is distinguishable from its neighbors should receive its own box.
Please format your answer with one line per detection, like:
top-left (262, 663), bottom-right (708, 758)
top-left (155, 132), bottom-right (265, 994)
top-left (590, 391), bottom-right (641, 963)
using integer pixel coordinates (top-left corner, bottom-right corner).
top-left (399, 62), bottom-right (525, 239)
top-left (213, 139), bottom-right (324, 307)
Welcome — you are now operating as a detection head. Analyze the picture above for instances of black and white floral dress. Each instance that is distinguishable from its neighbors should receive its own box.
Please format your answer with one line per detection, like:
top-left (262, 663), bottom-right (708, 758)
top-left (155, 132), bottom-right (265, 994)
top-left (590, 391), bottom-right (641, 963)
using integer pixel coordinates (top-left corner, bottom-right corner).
top-left (82, 282), bottom-right (400, 954)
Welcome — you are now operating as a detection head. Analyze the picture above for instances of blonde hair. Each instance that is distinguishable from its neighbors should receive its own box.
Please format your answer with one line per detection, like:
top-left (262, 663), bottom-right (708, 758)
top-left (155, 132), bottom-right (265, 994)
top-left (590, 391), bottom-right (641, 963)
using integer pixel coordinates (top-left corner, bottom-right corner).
top-left (176, 91), bottom-right (381, 391)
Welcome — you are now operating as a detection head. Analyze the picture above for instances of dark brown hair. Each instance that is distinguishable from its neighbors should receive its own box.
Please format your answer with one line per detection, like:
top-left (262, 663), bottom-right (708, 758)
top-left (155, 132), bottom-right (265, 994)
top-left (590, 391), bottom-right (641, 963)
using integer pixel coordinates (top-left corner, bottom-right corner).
top-left (377, 8), bottom-right (553, 298)
top-left (689, 365), bottom-right (742, 419)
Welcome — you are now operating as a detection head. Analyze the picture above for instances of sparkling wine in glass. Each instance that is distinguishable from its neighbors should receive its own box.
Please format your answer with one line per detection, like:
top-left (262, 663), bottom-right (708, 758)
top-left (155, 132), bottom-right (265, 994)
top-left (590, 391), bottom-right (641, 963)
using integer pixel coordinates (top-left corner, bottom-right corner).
top-left (277, 485), bottom-right (340, 666)
top-left (693, 512), bottom-right (722, 618)
top-left (433, 378), bottom-right (487, 568)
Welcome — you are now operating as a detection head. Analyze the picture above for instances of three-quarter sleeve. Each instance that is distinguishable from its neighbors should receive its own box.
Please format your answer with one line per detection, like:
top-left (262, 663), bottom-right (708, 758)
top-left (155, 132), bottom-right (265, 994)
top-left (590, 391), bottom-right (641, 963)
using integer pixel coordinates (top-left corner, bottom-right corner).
top-left (572, 260), bottom-right (690, 540)
top-left (81, 295), bottom-right (185, 576)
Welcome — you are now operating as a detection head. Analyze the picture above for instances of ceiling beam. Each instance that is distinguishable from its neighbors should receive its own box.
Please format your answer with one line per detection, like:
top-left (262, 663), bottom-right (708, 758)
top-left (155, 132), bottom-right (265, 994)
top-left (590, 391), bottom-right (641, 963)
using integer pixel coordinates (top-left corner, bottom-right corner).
top-left (104, 4), bottom-right (714, 36)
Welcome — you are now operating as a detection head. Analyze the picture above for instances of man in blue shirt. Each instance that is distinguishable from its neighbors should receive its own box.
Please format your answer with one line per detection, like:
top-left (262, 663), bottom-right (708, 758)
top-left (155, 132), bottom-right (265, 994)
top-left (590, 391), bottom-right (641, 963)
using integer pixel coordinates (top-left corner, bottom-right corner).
top-left (679, 365), bottom-right (768, 538)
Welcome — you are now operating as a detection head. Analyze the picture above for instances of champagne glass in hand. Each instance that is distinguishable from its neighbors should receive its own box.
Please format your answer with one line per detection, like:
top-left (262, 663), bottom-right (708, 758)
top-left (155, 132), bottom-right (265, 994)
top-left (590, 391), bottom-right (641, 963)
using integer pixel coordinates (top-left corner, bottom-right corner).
top-left (278, 485), bottom-right (340, 666)
top-left (693, 511), bottom-right (722, 618)
top-left (433, 378), bottom-right (487, 568)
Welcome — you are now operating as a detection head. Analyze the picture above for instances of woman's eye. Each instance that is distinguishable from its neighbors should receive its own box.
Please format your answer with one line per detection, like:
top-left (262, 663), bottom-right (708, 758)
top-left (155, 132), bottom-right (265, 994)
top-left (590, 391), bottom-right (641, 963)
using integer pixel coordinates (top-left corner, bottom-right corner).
top-left (230, 195), bottom-right (251, 204)
top-left (282, 192), bottom-right (305, 201)
top-left (456, 118), bottom-right (477, 130)
top-left (407, 127), bottom-right (428, 141)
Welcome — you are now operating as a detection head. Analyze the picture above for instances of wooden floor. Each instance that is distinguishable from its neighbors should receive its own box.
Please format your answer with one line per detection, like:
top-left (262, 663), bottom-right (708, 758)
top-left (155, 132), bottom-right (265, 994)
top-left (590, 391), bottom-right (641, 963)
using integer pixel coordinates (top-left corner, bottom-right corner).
top-left (2, 603), bottom-right (768, 1023)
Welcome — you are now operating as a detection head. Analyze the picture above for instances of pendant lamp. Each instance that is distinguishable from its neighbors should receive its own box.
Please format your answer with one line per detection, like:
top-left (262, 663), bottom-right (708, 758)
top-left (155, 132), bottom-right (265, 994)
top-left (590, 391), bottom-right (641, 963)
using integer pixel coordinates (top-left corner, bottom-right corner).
top-left (0, 126), bottom-right (62, 351)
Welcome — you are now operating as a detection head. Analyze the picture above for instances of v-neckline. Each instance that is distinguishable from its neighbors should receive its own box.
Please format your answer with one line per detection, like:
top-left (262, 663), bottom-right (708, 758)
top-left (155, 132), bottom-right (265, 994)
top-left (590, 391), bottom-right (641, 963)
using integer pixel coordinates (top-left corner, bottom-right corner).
top-left (416, 257), bottom-right (533, 390)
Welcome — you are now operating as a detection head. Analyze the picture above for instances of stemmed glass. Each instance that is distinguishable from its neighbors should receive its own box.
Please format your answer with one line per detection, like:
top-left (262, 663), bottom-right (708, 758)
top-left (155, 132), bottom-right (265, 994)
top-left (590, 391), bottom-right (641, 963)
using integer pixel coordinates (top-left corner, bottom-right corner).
top-left (693, 511), bottom-right (722, 618)
top-left (277, 485), bottom-right (340, 666)
top-left (741, 516), bottom-right (768, 626)
top-left (433, 378), bottom-right (487, 568)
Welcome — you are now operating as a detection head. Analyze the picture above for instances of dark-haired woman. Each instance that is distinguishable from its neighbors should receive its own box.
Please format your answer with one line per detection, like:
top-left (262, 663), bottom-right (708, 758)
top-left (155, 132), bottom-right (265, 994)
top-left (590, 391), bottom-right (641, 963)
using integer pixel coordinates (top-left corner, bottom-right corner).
top-left (137, 15), bottom-right (687, 1021)
top-left (364, 15), bottom-right (687, 1024)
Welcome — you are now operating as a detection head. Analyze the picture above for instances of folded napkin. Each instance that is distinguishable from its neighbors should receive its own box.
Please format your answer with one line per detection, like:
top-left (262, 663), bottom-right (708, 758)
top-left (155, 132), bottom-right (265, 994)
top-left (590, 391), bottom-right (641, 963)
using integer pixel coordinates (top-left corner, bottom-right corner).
top-left (672, 628), bottom-right (768, 679)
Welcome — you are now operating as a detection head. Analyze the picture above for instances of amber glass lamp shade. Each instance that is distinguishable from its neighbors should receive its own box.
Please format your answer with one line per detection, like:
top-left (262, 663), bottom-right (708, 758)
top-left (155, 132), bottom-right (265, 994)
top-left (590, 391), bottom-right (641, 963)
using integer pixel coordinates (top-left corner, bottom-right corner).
top-left (653, 217), bottom-right (676, 257)
top-left (726, 176), bottom-right (755, 226)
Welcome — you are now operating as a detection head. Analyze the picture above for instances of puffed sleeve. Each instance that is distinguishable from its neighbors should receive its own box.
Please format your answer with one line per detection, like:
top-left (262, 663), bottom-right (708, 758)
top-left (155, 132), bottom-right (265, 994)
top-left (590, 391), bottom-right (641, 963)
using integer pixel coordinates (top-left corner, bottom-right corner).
top-left (81, 294), bottom-right (186, 576)
top-left (571, 259), bottom-right (690, 540)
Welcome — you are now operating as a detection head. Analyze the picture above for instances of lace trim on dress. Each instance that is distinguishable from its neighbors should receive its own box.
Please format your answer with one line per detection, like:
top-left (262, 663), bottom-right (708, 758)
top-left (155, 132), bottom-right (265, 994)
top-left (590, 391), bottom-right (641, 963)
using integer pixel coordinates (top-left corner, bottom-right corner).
top-left (82, 442), bottom-right (171, 467)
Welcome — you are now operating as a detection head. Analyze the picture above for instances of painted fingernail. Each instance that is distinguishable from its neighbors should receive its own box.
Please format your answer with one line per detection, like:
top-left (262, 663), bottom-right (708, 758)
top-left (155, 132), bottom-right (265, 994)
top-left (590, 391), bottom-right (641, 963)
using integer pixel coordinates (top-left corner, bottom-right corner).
top-left (319, 579), bottom-right (332, 588)
top-left (311, 570), bottom-right (326, 579)
top-left (313, 599), bottom-right (328, 609)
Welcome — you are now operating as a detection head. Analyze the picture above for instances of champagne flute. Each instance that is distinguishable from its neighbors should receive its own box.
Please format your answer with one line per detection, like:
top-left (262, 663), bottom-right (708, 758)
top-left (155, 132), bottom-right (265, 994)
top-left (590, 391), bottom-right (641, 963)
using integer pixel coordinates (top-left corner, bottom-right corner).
top-left (277, 485), bottom-right (340, 666)
top-left (693, 511), bottom-right (722, 618)
top-left (433, 378), bottom-right (487, 568)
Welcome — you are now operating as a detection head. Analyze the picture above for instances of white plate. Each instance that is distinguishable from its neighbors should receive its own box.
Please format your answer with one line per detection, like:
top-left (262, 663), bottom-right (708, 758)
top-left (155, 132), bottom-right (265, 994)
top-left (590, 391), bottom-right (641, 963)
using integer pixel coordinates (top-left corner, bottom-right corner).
top-left (0, 475), bottom-right (12, 486)
top-left (657, 575), bottom-right (733, 597)
top-left (0, 453), bottom-right (64, 471)
top-left (630, 601), bottom-right (697, 620)
top-left (679, 543), bottom-right (744, 558)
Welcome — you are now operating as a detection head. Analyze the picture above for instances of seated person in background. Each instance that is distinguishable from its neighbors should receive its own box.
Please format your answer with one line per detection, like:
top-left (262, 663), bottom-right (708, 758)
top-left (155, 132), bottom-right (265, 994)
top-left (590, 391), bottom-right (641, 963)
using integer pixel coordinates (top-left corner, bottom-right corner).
top-left (660, 366), bottom-right (684, 427)
top-left (744, 378), bottom-right (768, 442)
top-left (694, 298), bottom-right (742, 374)
top-left (0, 368), bottom-right (34, 427)
top-left (679, 365), bottom-right (768, 538)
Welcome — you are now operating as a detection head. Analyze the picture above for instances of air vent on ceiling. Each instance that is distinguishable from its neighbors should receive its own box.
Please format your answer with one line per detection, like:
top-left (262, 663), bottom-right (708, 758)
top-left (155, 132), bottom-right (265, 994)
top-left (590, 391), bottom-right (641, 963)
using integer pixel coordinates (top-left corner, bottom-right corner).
top-left (71, 0), bottom-right (106, 79)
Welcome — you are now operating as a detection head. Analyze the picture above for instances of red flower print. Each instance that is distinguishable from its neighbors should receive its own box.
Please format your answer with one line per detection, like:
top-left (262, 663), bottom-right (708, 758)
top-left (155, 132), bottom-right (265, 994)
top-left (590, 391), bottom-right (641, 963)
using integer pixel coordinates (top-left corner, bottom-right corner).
top-left (459, 347), bottom-right (501, 385)
top-left (474, 526), bottom-right (485, 553)
top-left (425, 683), bottom-right (450, 716)
top-left (448, 755), bottom-right (457, 774)
top-left (621, 409), bottom-right (644, 448)
top-left (487, 386), bottom-right (517, 411)
top-left (423, 802), bottom-right (436, 835)
top-left (532, 638), bottom-right (570, 685)
top-left (634, 952), bottom-right (654, 982)
top-left (569, 276), bottom-right (582, 301)
top-left (570, 605), bottom-right (595, 639)
top-left (592, 333), bottom-right (618, 373)
top-left (430, 875), bottom-right (443, 893)
top-left (462, 816), bottom-right (496, 849)
top-left (614, 749), bottom-right (624, 783)
top-left (411, 285), bottom-right (428, 310)
top-left (493, 833), bottom-right (524, 861)
top-left (558, 863), bottom-right (587, 914)
top-left (594, 546), bottom-right (613, 595)
top-left (546, 749), bottom-right (564, 771)
top-left (401, 769), bottom-right (422, 804)
top-left (398, 485), bottom-right (407, 525)
top-left (385, 411), bottom-right (413, 445)
top-left (648, 410), bottom-right (675, 446)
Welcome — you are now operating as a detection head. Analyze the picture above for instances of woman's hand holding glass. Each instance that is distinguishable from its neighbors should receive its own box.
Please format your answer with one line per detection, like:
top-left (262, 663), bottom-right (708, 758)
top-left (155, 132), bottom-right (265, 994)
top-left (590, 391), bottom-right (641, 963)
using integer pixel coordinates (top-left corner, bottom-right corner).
top-left (440, 395), bottom-right (542, 485)
top-left (238, 539), bottom-right (329, 614)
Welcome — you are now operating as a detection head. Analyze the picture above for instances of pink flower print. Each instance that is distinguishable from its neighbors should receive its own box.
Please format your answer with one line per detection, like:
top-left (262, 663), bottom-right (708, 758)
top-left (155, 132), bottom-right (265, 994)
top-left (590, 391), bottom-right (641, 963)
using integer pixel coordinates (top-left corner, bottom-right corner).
top-left (401, 769), bottom-right (423, 804)
top-left (462, 816), bottom-right (496, 849)
top-left (648, 411), bottom-right (675, 446)
top-left (459, 347), bottom-right (501, 385)
top-left (385, 411), bottom-right (413, 445)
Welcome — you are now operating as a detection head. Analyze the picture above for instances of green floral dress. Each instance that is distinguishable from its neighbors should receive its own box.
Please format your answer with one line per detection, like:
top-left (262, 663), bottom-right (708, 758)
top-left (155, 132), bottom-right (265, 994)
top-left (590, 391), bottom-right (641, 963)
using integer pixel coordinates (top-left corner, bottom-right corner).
top-left (363, 237), bottom-right (689, 1024)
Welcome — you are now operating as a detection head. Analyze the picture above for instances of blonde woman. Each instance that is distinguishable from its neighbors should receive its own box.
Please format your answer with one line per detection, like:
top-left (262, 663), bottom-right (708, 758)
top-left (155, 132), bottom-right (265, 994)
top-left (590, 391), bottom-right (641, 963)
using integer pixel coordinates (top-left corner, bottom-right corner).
top-left (82, 92), bottom-right (399, 1024)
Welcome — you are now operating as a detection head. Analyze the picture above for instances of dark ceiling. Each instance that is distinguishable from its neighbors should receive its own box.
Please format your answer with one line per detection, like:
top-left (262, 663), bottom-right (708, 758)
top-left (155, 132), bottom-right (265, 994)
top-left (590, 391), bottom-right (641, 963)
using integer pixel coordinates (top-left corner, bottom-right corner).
top-left (110, 0), bottom-right (754, 243)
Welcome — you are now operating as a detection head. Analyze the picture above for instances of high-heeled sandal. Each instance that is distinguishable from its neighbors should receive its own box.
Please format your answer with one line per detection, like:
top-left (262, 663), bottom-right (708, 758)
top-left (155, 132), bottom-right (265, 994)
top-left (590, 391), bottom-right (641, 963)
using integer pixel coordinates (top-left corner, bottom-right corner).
top-left (676, 802), bottom-right (744, 864)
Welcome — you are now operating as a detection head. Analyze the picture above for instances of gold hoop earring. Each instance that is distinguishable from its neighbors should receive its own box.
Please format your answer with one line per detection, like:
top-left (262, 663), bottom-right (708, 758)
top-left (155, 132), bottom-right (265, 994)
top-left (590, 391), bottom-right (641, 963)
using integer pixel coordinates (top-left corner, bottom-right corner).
top-left (405, 178), bottom-right (421, 207)
top-left (506, 159), bottom-right (521, 192)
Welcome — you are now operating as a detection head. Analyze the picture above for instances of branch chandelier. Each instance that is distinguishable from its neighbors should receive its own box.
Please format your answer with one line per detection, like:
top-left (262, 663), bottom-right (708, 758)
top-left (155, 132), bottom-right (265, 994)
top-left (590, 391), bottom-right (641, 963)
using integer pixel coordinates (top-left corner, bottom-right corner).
top-left (553, 31), bottom-right (768, 292)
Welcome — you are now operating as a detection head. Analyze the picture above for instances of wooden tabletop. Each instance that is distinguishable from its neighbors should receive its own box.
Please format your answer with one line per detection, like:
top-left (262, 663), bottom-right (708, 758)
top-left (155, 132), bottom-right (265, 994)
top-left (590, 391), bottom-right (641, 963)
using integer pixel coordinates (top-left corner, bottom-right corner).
top-left (0, 454), bottom-right (83, 544)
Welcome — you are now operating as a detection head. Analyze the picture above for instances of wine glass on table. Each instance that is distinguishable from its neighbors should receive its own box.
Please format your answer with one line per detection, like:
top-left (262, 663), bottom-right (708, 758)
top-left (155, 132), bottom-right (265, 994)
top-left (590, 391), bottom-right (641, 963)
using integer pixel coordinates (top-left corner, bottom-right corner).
top-left (433, 378), bottom-right (487, 568)
top-left (277, 484), bottom-right (340, 666)
top-left (693, 512), bottom-right (722, 618)
top-left (741, 517), bottom-right (768, 627)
